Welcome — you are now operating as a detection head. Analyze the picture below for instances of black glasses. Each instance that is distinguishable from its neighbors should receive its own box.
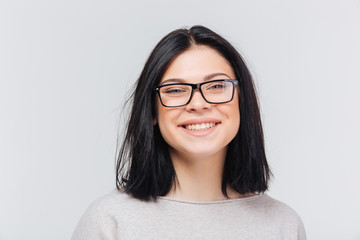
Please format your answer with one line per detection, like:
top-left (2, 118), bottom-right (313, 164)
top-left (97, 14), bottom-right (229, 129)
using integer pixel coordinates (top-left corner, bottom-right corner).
top-left (154, 79), bottom-right (239, 107)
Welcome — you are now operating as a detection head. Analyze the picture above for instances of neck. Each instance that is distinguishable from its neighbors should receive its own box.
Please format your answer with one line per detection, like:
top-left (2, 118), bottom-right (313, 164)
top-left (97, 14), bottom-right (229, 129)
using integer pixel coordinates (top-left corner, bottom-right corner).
top-left (165, 148), bottom-right (244, 201)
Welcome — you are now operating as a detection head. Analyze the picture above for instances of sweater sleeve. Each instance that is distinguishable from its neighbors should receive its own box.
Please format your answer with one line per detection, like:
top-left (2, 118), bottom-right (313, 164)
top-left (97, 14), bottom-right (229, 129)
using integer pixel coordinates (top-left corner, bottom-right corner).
top-left (71, 197), bottom-right (119, 240)
top-left (297, 215), bottom-right (307, 240)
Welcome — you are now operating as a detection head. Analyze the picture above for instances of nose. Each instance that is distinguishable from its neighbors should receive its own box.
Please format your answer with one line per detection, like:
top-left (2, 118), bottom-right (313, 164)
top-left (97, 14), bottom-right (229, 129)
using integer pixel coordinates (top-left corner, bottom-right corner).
top-left (185, 89), bottom-right (211, 111)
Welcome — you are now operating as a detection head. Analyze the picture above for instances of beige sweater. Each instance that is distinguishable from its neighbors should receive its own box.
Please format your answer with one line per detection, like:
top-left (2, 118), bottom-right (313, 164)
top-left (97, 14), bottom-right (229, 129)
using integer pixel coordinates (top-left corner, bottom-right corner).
top-left (72, 190), bottom-right (306, 240)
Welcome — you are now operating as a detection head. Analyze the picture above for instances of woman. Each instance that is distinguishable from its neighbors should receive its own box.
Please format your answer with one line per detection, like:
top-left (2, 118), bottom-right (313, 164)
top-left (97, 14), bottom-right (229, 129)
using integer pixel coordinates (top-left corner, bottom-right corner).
top-left (72, 25), bottom-right (306, 239)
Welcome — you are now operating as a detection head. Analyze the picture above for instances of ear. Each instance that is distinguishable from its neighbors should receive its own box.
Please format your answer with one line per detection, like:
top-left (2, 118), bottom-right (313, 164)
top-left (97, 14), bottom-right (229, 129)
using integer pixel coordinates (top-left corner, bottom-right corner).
top-left (153, 117), bottom-right (157, 126)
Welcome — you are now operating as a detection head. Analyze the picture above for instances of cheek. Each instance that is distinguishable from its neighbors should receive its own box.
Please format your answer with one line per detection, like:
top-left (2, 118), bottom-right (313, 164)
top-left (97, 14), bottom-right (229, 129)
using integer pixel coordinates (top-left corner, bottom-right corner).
top-left (234, 110), bottom-right (240, 132)
top-left (227, 94), bottom-right (241, 133)
top-left (230, 105), bottom-right (240, 130)
top-left (154, 96), bottom-right (170, 126)
top-left (156, 105), bottom-right (179, 143)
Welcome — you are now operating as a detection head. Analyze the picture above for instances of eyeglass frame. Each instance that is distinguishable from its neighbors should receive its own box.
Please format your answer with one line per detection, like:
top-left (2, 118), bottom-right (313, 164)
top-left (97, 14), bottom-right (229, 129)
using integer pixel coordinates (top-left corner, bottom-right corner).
top-left (153, 79), bottom-right (240, 108)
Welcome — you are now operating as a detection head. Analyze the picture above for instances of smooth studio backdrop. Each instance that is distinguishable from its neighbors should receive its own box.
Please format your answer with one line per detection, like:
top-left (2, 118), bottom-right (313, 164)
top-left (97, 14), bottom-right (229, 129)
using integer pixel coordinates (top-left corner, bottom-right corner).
top-left (1, 0), bottom-right (359, 239)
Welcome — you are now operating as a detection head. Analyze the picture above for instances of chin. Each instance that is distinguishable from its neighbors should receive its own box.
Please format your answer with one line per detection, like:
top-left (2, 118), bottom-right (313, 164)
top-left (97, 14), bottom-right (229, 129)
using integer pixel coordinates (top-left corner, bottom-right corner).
top-left (175, 144), bottom-right (228, 160)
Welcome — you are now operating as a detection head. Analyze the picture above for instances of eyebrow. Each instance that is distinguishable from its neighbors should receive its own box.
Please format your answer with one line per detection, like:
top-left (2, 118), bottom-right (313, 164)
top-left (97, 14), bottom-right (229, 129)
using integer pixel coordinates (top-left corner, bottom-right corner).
top-left (160, 73), bottom-right (231, 85)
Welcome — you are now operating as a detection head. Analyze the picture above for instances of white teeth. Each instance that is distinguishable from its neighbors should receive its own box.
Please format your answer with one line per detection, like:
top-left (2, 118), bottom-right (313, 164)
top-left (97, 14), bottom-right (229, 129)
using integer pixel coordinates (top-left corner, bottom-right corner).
top-left (185, 122), bottom-right (216, 131)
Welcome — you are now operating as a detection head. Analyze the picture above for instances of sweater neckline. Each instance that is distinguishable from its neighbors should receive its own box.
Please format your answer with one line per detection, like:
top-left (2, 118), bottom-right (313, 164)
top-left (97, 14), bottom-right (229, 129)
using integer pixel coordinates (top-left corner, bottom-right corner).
top-left (157, 193), bottom-right (266, 205)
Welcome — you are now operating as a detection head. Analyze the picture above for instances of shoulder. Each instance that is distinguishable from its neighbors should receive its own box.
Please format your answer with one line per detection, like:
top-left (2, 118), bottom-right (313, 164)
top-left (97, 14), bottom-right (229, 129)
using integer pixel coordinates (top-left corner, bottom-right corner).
top-left (88, 189), bottom-right (133, 210)
top-left (256, 194), bottom-right (300, 213)
top-left (71, 189), bottom-right (136, 240)
top-left (252, 194), bottom-right (307, 239)
top-left (80, 189), bottom-right (133, 219)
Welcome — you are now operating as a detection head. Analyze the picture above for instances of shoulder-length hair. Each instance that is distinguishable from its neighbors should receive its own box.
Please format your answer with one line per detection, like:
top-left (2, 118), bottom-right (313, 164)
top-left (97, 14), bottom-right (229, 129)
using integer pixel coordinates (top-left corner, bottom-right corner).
top-left (116, 25), bottom-right (271, 201)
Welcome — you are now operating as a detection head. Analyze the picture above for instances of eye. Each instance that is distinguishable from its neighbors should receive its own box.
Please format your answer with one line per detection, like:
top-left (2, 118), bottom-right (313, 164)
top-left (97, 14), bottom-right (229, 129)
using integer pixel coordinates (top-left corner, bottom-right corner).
top-left (165, 89), bottom-right (184, 93)
top-left (161, 86), bottom-right (189, 95)
top-left (210, 84), bottom-right (225, 89)
top-left (206, 82), bottom-right (227, 91)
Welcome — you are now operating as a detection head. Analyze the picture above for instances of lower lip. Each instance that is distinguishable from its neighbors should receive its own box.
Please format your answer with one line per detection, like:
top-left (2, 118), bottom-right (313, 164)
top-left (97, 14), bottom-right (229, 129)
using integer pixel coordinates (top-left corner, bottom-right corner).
top-left (179, 123), bottom-right (220, 137)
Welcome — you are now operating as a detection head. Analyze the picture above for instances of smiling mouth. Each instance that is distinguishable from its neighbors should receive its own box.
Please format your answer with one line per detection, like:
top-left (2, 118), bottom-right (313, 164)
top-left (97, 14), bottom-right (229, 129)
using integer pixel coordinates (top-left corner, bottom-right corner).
top-left (182, 122), bottom-right (220, 131)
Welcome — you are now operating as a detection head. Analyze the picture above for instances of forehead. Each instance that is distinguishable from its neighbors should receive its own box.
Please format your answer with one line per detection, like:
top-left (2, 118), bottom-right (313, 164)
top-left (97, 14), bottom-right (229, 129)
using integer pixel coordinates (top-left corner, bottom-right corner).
top-left (161, 45), bottom-right (236, 83)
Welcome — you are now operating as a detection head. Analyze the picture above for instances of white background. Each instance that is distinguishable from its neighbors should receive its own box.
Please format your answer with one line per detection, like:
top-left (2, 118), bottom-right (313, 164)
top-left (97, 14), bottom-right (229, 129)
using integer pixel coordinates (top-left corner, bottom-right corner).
top-left (1, 0), bottom-right (360, 239)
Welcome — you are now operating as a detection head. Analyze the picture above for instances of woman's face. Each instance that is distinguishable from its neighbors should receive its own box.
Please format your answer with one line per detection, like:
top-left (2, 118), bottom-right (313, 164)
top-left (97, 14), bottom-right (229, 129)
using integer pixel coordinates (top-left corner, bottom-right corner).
top-left (155, 45), bottom-right (240, 159)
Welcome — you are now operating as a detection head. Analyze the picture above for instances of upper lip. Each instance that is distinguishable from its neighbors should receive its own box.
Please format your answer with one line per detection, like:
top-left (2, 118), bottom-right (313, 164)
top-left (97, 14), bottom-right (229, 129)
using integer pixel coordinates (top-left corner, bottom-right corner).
top-left (178, 118), bottom-right (221, 127)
